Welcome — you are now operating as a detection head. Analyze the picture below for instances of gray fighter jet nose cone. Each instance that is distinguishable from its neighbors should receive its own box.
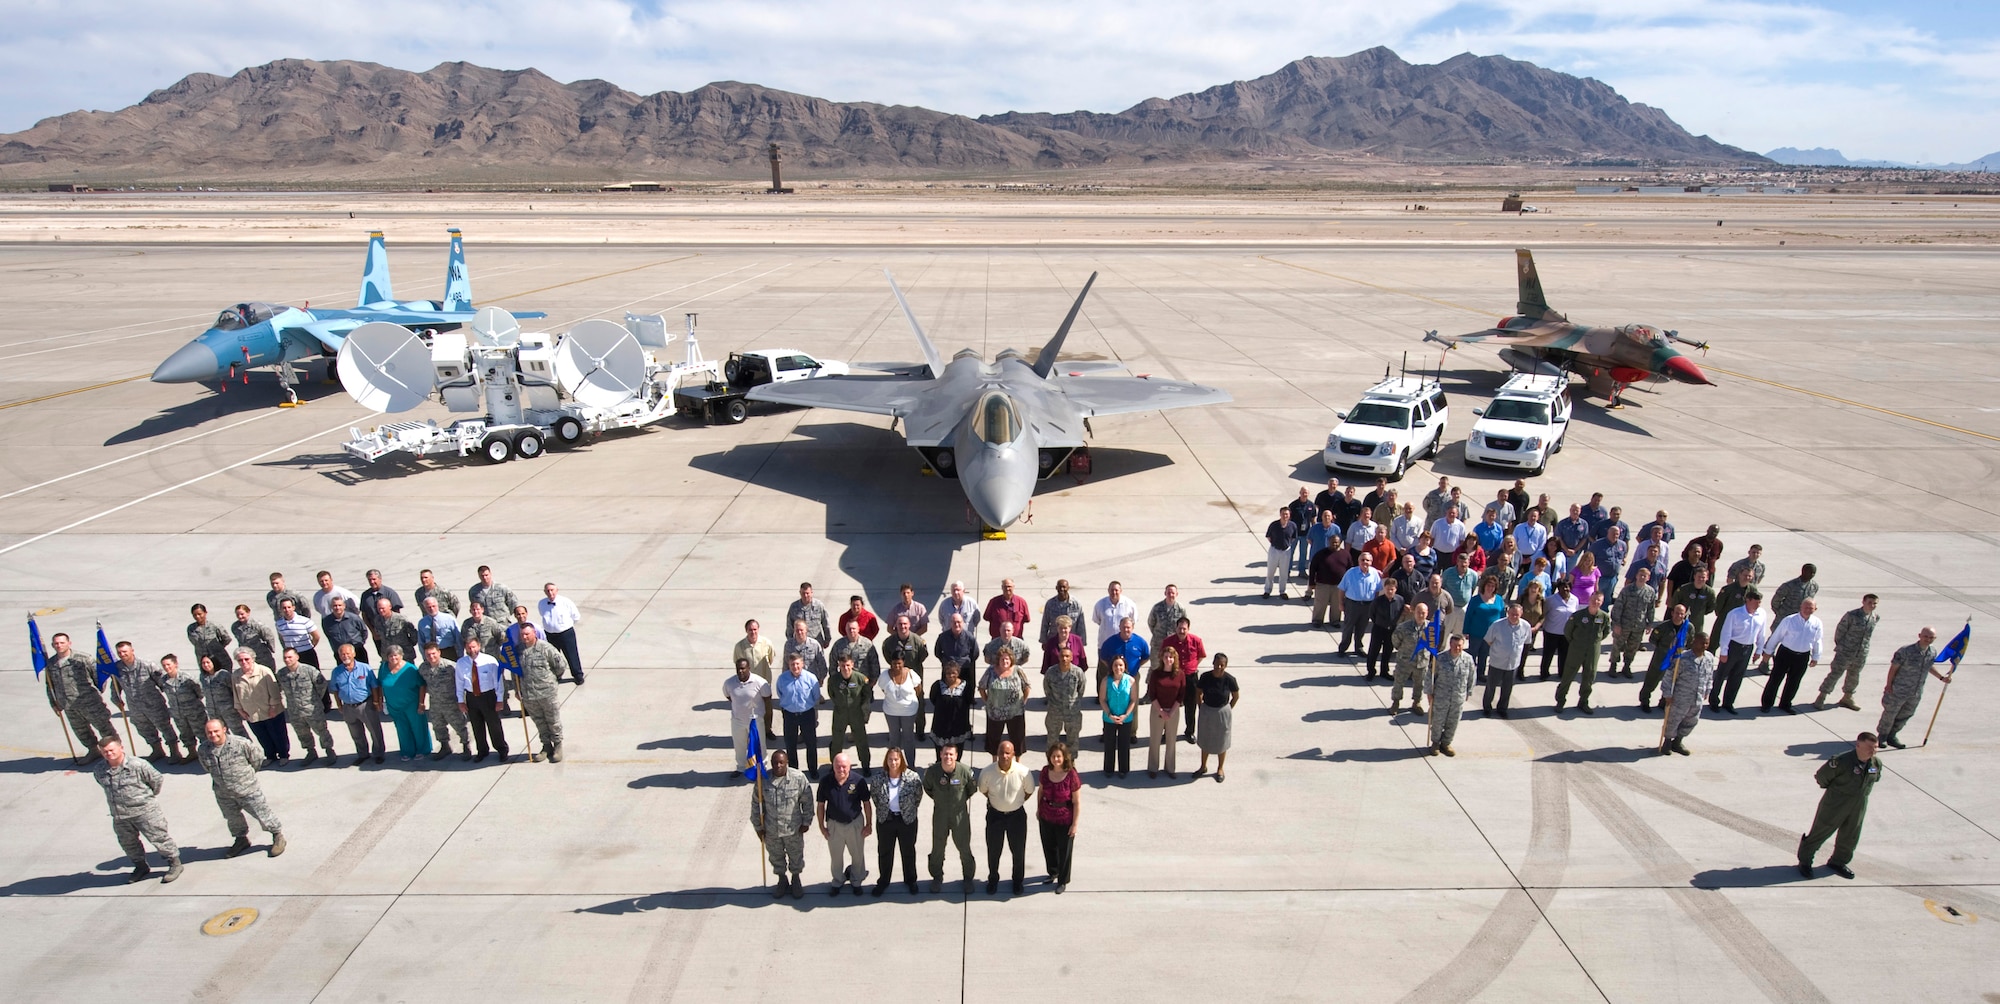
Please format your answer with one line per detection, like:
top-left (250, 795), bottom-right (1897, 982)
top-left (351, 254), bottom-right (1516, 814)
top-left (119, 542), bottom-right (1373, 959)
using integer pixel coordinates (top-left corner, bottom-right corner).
top-left (152, 340), bottom-right (220, 383)
top-left (965, 466), bottom-right (1034, 529)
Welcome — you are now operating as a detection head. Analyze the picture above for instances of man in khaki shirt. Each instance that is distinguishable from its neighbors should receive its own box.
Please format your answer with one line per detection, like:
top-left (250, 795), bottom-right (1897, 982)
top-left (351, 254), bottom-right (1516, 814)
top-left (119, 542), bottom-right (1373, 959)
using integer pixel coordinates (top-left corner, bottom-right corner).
top-left (977, 740), bottom-right (1038, 895)
top-left (733, 619), bottom-right (779, 740)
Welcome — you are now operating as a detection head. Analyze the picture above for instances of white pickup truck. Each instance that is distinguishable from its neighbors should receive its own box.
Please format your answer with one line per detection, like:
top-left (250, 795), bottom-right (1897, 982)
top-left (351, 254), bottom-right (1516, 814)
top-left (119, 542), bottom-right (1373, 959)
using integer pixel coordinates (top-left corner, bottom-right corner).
top-left (674, 349), bottom-right (850, 424)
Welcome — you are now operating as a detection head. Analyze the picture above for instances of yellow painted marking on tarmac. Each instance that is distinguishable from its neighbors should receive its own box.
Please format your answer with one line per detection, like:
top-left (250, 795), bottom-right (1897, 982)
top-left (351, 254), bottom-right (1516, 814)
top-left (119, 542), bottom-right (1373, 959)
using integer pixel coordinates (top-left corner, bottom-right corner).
top-left (1258, 254), bottom-right (2000, 444)
top-left (31, 607), bottom-right (66, 616)
top-left (1706, 366), bottom-right (2000, 443)
top-left (202, 908), bottom-right (260, 936)
top-left (0, 374), bottom-right (149, 410)
top-left (0, 742), bottom-right (68, 757)
top-left (1924, 900), bottom-right (1979, 925)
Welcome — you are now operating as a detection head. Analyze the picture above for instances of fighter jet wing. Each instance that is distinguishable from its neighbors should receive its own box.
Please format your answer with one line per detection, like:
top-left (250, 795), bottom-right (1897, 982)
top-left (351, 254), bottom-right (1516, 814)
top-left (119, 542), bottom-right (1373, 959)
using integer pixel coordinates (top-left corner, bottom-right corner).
top-left (282, 318), bottom-right (363, 351)
top-left (1052, 376), bottom-right (1232, 418)
top-left (1425, 320), bottom-right (1579, 350)
top-left (746, 375), bottom-right (932, 419)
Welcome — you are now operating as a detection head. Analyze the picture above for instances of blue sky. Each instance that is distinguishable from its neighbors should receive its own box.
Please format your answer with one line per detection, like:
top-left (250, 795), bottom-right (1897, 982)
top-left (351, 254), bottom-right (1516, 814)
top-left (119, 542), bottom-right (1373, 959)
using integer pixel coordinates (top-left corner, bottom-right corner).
top-left (1, 0), bottom-right (1995, 162)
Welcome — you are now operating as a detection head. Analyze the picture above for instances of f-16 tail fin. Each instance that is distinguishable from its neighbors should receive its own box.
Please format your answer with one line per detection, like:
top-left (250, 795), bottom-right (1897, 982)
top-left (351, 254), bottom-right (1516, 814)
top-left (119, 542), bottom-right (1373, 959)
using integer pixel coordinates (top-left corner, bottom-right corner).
top-left (1032, 272), bottom-right (1097, 379)
top-left (359, 231), bottom-right (394, 307)
top-left (885, 270), bottom-right (944, 379)
top-left (1515, 248), bottom-right (1564, 321)
top-left (443, 228), bottom-right (472, 311)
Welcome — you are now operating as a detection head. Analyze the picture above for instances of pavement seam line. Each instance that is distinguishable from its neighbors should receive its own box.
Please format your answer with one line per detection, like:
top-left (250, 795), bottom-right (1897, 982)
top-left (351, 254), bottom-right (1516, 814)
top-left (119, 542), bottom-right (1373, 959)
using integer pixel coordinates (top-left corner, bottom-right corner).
top-left (0, 417), bottom-right (354, 557)
top-left (0, 409), bottom-right (286, 499)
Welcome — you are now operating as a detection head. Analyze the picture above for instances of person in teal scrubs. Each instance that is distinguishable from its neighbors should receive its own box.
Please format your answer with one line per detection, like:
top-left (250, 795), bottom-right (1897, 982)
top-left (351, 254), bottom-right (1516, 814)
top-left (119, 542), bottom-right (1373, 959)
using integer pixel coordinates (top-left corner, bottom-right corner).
top-left (378, 645), bottom-right (432, 761)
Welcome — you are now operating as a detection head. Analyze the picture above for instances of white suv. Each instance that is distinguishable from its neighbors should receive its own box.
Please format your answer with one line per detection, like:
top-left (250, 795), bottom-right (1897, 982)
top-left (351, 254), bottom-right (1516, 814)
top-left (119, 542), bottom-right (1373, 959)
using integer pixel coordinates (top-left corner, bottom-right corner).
top-left (1466, 373), bottom-right (1572, 476)
top-left (1323, 377), bottom-right (1449, 481)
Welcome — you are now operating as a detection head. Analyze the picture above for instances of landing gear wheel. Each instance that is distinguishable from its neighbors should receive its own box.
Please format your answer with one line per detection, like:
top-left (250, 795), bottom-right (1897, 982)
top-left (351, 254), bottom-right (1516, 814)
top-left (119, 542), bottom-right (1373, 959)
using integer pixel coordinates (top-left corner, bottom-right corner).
top-left (724, 398), bottom-right (749, 424)
top-left (1391, 450), bottom-right (1408, 481)
top-left (514, 430), bottom-right (545, 459)
top-left (480, 435), bottom-right (514, 464)
top-left (553, 417), bottom-right (583, 445)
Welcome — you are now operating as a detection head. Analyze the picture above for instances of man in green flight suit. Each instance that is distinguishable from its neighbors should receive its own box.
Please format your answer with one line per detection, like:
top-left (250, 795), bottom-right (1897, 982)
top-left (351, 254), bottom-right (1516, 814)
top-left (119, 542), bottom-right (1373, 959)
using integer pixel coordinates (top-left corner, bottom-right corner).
top-left (1798, 732), bottom-right (1882, 880)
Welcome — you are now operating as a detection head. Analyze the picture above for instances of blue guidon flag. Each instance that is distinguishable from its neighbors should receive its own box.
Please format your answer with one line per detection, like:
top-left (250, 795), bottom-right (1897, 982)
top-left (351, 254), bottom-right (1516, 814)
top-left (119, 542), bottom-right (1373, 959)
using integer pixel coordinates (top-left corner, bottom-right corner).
top-left (95, 623), bottom-right (120, 690)
top-left (1936, 621), bottom-right (1971, 672)
top-left (744, 724), bottom-right (767, 782)
top-left (28, 615), bottom-right (47, 679)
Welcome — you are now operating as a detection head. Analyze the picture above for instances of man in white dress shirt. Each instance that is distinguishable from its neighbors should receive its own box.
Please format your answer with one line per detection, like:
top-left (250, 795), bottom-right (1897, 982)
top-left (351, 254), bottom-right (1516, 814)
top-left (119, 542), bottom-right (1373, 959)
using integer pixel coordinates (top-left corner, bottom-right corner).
top-left (537, 582), bottom-right (585, 685)
top-left (1709, 589), bottom-right (1771, 713)
top-left (1759, 597), bottom-right (1824, 714)
top-left (1429, 508), bottom-right (1470, 558)
top-left (1090, 580), bottom-right (1138, 657)
top-left (453, 638), bottom-right (510, 763)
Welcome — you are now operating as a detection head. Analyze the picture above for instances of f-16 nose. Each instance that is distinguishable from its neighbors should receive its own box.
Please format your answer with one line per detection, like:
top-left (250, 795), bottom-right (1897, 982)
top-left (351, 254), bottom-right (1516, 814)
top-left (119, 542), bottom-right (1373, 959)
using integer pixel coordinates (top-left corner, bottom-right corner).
top-left (1662, 354), bottom-right (1711, 385)
top-left (152, 340), bottom-right (220, 383)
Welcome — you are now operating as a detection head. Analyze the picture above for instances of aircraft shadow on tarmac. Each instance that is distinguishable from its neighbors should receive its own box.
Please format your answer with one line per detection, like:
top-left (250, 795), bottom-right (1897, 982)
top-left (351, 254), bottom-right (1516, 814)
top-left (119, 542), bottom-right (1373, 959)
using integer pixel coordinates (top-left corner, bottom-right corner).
top-left (687, 421), bottom-right (1173, 613)
top-left (106, 374), bottom-right (343, 447)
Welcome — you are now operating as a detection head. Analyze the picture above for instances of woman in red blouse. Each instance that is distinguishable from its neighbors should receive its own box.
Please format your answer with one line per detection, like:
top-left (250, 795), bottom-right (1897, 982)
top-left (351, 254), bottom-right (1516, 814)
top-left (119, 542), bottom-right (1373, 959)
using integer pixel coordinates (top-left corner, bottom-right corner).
top-left (1036, 741), bottom-right (1081, 892)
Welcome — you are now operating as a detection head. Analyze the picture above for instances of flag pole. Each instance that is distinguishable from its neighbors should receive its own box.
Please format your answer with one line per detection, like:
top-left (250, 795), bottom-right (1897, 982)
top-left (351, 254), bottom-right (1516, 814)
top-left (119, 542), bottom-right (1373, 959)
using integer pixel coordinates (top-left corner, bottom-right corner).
top-left (1920, 673), bottom-right (1953, 747)
top-left (46, 673), bottom-right (79, 763)
top-left (113, 678), bottom-right (135, 751)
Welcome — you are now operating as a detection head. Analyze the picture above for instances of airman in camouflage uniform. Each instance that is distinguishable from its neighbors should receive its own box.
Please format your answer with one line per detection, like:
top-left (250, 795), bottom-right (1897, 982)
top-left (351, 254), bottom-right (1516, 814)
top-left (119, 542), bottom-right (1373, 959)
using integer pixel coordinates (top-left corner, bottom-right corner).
top-left (199, 655), bottom-right (248, 736)
top-left (1610, 574), bottom-right (1658, 676)
top-left (419, 646), bottom-right (472, 760)
top-left (1769, 565), bottom-right (1818, 622)
top-left (981, 622), bottom-right (1031, 671)
top-left (196, 720), bottom-right (286, 859)
top-left (1427, 637), bottom-right (1476, 756)
top-left (111, 643), bottom-right (177, 761)
top-left (1042, 650), bottom-right (1088, 748)
top-left (46, 633), bottom-right (115, 758)
top-left (1390, 603), bottom-right (1437, 714)
top-left (829, 623), bottom-right (882, 683)
top-left (1876, 630), bottom-right (1942, 748)
top-left (229, 606), bottom-right (281, 670)
top-left (185, 605), bottom-right (233, 679)
top-left (751, 749), bottom-right (815, 898)
top-left (1637, 606), bottom-right (1691, 712)
top-left (1816, 597), bottom-right (1880, 711)
top-left (277, 648), bottom-right (336, 764)
top-left (92, 736), bottom-right (182, 883)
top-left (159, 656), bottom-right (207, 764)
top-left (1659, 637), bottom-right (1717, 756)
top-left (265, 575), bottom-right (310, 623)
top-left (827, 656), bottom-right (873, 770)
top-left (459, 601), bottom-right (505, 658)
top-left (415, 569), bottom-right (460, 617)
top-left (468, 567), bottom-right (519, 631)
top-left (513, 625), bottom-right (569, 762)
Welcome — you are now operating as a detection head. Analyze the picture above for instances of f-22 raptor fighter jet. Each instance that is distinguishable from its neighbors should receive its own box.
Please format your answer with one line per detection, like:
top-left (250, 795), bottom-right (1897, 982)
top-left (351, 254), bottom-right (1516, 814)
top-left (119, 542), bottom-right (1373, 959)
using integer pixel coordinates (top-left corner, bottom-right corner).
top-left (748, 273), bottom-right (1232, 532)
top-left (150, 229), bottom-right (544, 403)
top-left (1424, 248), bottom-right (1712, 405)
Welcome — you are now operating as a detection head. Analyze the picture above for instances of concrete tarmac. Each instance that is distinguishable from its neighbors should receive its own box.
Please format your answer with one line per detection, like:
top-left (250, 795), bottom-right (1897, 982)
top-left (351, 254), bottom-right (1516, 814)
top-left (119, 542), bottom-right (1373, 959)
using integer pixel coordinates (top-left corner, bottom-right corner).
top-left (0, 195), bottom-right (1995, 1002)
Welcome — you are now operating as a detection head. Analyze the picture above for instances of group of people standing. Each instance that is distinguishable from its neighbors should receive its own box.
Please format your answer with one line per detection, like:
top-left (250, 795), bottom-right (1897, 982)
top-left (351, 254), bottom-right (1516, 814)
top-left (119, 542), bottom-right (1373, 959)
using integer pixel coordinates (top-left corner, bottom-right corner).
top-left (1267, 475), bottom-right (1952, 760)
top-left (59, 565), bottom-right (586, 884)
top-left (730, 579), bottom-right (1245, 897)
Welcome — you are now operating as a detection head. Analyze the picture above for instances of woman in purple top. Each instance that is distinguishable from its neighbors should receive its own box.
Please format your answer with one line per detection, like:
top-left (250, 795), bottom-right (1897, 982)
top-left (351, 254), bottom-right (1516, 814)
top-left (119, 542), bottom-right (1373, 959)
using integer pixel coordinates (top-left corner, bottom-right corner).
top-left (1571, 551), bottom-right (1602, 609)
top-left (1036, 742), bottom-right (1082, 892)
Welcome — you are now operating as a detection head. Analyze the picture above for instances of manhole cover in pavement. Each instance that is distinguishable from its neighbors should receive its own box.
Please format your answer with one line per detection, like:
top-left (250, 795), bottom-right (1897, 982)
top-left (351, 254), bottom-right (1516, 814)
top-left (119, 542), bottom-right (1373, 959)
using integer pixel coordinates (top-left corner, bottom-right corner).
top-left (201, 907), bottom-right (259, 936)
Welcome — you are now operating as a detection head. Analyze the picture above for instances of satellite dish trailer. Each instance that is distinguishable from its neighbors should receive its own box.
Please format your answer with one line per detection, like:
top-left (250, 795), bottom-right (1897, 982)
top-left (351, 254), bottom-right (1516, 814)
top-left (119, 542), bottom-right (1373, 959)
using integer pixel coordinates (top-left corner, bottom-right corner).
top-left (339, 309), bottom-right (720, 463)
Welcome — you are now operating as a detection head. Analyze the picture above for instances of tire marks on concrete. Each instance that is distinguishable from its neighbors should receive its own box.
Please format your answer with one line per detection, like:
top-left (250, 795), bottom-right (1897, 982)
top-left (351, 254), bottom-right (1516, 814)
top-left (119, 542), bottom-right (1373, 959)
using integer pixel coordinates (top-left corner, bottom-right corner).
top-left (624, 771), bottom-right (745, 1001)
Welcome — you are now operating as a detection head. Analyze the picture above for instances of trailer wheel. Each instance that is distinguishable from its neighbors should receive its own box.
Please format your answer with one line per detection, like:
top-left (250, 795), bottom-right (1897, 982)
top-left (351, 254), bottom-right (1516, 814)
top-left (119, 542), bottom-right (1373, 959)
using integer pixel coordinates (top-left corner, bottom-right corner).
top-left (514, 430), bottom-right (545, 459)
top-left (480, 435), bottom-right (514, 464)
top-left (553, 417), bottom-right (583, 445)
top-left (724, 398), bottom-right (749, 424)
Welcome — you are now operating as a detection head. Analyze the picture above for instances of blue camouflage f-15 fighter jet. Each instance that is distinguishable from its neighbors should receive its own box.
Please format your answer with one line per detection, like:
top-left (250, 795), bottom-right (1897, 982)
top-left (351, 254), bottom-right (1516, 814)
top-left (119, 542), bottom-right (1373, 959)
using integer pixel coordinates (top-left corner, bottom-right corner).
top-left (150, 229), bottom-right (544, 402)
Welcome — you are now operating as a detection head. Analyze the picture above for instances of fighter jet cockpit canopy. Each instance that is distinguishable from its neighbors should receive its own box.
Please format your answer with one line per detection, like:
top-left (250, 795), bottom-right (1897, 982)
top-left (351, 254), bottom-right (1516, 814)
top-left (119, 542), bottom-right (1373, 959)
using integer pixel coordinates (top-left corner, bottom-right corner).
top-left (973, 392), bottom-right (1023, 445)
top-left (1617, 324), bottom-right (1667, 347)
top-left (213, 302), bottom-right (281, 331)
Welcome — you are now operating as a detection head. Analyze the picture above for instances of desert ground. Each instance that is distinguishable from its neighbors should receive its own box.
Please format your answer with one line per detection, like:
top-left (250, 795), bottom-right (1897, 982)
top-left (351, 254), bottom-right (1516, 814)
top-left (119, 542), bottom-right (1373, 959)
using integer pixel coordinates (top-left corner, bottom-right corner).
top-left (0, 191), bottom-right (1994, 1002)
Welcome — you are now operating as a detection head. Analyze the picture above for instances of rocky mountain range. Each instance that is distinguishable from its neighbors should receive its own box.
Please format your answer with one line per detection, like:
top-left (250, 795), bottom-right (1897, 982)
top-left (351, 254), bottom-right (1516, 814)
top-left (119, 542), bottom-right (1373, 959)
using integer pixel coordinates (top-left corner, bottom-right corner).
top-left (1764, 146), bottom-right (2000, 171)
top-left (0, 47), bottom-right (1764, 181)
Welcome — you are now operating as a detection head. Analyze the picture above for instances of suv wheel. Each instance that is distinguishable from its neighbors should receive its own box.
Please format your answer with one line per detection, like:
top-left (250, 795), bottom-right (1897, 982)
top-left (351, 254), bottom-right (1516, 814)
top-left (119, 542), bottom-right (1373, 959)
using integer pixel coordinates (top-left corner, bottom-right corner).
top-left (1391, 450), bottom-right (1408, 481)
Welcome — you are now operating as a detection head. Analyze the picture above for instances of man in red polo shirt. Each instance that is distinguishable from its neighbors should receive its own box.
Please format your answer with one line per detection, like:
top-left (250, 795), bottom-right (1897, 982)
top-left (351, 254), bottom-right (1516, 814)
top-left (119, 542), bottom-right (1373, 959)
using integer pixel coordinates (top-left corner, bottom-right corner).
top-left (1165, 616), bottom-right (1207, 744)
top-left (984, 578), bottom-right (1030, 640)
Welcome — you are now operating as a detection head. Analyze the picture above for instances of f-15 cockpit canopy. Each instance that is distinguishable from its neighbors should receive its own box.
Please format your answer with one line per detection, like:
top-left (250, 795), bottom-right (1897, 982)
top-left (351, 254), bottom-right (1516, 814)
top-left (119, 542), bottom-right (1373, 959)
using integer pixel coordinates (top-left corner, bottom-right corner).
top-left (213, 302), bottom-right (282, 331)
top-left (973, 392), bottom-right (1023, 445)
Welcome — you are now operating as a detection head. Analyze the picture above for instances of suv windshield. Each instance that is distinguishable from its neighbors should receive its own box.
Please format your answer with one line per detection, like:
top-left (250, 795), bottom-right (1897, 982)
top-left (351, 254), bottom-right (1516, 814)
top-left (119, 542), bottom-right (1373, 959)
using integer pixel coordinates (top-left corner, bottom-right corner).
top-left (1484, 398), bottom-right (1550, 424)
top-left (1345, 402), bottom-right (1411, 430)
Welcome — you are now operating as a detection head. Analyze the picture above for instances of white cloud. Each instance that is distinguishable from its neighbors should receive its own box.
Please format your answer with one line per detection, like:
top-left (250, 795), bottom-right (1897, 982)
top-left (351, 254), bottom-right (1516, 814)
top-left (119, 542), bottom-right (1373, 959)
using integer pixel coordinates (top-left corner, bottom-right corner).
top-left (0, 0), bottom-right (1994, 162)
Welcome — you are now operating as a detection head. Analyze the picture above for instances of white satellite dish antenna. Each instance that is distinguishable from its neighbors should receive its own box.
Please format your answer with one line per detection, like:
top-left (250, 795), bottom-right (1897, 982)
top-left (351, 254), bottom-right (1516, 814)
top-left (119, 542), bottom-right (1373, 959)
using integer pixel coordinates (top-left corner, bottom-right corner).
top-left (470, 305), bottom-right (520, 347)
top-left (555, 318), bottom-right (647, 408)
top-left (336, 322), bottom-right (435, 413)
